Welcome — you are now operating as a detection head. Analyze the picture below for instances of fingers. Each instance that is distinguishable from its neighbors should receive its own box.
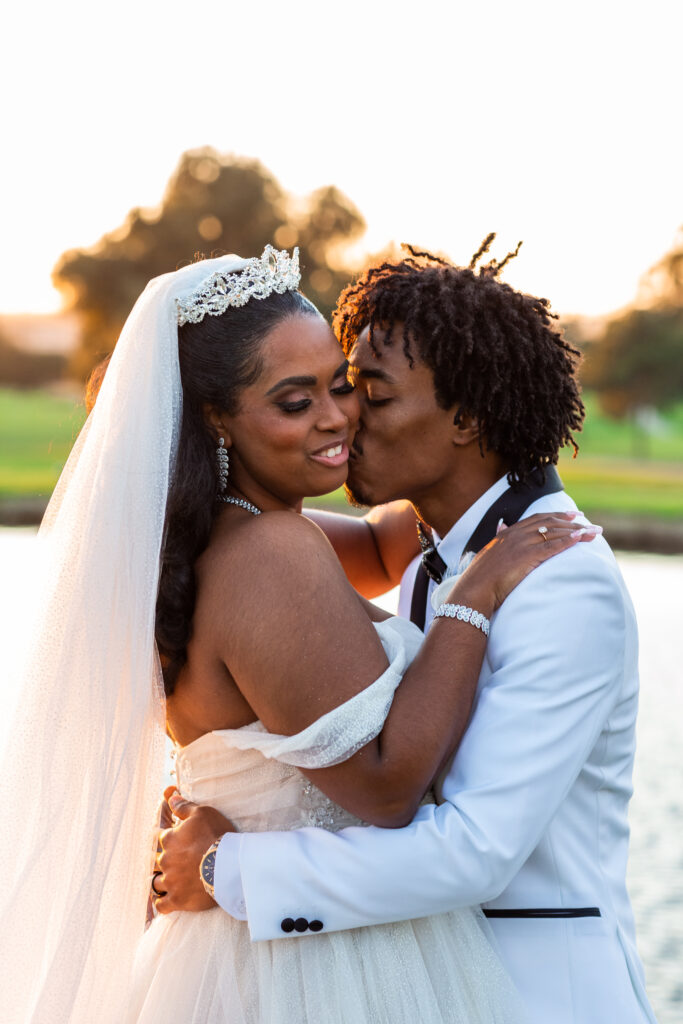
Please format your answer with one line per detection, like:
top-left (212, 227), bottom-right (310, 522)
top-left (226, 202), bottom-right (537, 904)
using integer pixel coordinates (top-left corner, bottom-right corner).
top-left (507, 511), bottom-right (602, 542)
top-left (522, 511), bottom-right (583, 524)
top-left (536, 525), bottom-right (602, 562)
top-left (494, 513), bottom-right (580, 544)
top-left (167, 791), bottom-right (197, 821)
top-left (496, 520), bottom-right (602, 550)
top-left (158, 786), bottom-right (195, 835)
top-left (153, 893), bottom-right (174, 915)
top-left (159, 797), bottom-right (174, 831)
top-left (524, 512), bottom-right (602, 536)
top-left (149, 868), bottom-right (170, 918)
top-left (155, 789), bottom-right (177, 855)
top-left (158, 826), bottom-right (173, 850)
top-left (152, 891), bottom-right (216, 915)
top-left (571, 525), bottom-right (603, 541)
top-left (537, 523), bottom-right (602, 543)
top-left (151, 869), bottom-right (166, 898)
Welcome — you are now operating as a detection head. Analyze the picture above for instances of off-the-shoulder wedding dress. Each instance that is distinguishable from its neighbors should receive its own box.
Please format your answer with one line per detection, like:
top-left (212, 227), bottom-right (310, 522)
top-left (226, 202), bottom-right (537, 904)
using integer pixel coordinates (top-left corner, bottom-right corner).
top-left (127, 618), bottom-right (525, 1024)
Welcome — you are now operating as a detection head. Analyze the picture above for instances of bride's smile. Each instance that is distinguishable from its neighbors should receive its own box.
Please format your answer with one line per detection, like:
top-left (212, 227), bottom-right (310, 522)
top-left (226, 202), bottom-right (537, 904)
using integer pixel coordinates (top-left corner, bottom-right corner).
top-left (309, 439), bottom-right (349, 466)
top-left (206, 312), bottom-right (359, 512)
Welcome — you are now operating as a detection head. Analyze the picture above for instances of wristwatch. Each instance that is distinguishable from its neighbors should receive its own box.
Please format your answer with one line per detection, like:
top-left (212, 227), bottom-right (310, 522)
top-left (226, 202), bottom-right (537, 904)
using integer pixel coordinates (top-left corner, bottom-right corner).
top-left (199, 839), bottom-right (221, 899)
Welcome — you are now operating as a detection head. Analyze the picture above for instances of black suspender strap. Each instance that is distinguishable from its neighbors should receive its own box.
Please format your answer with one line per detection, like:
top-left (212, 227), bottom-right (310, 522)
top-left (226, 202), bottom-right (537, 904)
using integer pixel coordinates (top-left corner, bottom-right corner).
top-left (409, 561), bottom-right (431, 631)
top-left (463, 466), bottom-right (564, 555)
top-left (409, 467), bottom-right (564, 631)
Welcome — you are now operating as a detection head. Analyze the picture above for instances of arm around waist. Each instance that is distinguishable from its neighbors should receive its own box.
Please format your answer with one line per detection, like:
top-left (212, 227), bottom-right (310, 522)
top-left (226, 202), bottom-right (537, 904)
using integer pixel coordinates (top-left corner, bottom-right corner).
top-left (227, 544), bottom-right (632, 939)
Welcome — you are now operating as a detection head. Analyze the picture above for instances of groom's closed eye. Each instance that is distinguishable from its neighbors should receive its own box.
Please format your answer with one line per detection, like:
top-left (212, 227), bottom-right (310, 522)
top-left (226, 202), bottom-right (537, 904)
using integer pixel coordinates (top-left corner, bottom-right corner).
top-left (349, 366), bottom-right (395, 406)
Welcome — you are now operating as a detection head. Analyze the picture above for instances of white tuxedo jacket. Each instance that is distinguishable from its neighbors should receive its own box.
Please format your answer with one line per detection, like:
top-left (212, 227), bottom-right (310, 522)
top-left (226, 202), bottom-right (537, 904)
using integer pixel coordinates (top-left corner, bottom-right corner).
top-left (216, 488), bottom-right (657, 1024)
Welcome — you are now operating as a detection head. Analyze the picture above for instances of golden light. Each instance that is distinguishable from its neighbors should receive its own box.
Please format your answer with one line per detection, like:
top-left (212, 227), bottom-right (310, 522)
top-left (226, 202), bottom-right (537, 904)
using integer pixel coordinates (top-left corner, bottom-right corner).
top-left (197, 216), bottom-right (223, 241)
top-left (310, 268), bottom-right (333, 294)
top-left (274, 225), bottom-right (298, 249)
top-left (190, 158), bottom-right (221, 184)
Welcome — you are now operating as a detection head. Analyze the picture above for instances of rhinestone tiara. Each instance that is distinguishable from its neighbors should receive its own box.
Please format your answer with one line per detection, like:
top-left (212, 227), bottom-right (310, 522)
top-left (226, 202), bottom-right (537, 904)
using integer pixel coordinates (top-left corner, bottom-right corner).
top-left (176, 245), bottom-right (301, 326)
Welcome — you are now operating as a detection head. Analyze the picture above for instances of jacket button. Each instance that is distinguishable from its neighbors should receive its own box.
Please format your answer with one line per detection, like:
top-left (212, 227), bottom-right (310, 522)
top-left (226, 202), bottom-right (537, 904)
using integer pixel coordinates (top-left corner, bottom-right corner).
top-left (309, 919), bottom-right (323, 932)
top-left (281, 918), bottom-right (295, 933)
top-left (294, 917), bottom-right (309, 932)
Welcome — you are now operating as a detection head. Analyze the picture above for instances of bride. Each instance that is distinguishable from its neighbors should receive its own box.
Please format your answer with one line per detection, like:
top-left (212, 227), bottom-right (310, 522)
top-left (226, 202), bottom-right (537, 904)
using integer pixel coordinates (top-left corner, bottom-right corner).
top-left (0, 247), bottom-right (587, 1024)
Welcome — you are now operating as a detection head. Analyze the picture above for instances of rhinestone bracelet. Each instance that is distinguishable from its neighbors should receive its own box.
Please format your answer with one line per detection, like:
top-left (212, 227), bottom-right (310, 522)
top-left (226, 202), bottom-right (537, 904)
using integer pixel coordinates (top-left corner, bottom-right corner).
top-left (433, 603), bottom-right (490, 636)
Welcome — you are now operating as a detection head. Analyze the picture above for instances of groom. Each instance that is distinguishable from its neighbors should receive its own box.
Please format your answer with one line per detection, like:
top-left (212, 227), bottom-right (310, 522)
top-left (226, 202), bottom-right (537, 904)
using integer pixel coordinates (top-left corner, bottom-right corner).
top-left (160, 244), bottom-right (656, 1023)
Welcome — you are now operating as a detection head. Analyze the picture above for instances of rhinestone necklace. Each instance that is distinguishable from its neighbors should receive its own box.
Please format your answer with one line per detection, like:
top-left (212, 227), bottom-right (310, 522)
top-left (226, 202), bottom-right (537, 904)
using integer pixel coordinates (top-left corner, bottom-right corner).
top-left (217, 495), bottom-right (262, 516)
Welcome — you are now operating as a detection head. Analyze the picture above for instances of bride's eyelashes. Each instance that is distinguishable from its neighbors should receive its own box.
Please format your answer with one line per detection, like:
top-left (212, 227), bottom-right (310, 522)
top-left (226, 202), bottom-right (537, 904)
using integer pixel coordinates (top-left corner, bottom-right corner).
top-left (277, 398), bottom-right (311, 413)
top-left (276, 379), bottom-right (355, 414)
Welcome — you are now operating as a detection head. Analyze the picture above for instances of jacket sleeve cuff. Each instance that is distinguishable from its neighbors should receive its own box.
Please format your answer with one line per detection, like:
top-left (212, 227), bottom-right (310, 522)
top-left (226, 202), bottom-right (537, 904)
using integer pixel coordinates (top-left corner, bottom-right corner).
top-left (214, 832), bottom-right (247, 920)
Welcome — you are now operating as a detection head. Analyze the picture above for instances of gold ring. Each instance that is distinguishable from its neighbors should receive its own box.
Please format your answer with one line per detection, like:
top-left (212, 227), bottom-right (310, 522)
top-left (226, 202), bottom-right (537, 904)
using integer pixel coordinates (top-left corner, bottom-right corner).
top-left (538, 526), bottom-right (549, 542)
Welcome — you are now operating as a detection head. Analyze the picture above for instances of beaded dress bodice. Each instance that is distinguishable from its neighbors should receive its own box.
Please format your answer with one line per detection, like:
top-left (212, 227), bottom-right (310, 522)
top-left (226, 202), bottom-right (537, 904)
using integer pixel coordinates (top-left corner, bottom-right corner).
top-left (175, 728), bottom-right (363, 834)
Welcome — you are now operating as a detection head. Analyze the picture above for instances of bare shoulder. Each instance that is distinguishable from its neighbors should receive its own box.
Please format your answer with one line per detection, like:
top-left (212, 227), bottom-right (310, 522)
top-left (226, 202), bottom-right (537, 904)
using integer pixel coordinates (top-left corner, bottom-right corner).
top-left (197, 509), bottom-right (348, 610)
top-left (194, 509), bottom-right (388, 735)
top-left (249, 508), bottom-right (336, 551)
top-left (226, 509), bottom-right (338, 569)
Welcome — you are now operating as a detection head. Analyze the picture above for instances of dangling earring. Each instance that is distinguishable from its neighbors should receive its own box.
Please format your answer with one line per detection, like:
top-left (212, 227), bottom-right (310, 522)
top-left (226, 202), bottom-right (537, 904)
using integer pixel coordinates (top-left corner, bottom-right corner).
top-left (216, 437), bottom-right (229, 494)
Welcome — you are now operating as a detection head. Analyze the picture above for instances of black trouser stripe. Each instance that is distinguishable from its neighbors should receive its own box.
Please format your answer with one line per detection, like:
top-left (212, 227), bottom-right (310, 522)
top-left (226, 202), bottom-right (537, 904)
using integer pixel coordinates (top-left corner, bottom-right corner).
top-left (483, 907), bottom-right (601, 919)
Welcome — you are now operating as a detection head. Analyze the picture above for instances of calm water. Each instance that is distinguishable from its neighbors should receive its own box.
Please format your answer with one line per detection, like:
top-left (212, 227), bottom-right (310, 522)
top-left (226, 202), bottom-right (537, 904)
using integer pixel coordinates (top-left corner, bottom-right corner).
top-left (0, 529), bottom-right (681, 1021)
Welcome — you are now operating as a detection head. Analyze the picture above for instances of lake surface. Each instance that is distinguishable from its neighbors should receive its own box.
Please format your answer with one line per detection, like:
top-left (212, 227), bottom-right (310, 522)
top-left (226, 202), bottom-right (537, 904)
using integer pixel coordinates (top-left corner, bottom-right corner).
top-left (0, 529), bottom-right (681, 1022)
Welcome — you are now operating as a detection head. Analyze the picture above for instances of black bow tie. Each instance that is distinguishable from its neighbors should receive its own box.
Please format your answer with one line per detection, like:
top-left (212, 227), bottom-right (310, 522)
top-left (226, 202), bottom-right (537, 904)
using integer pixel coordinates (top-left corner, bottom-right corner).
top-left (421, 546), bottom-right (447, 584)
top-left (417, 522), bottom-right (448, 584)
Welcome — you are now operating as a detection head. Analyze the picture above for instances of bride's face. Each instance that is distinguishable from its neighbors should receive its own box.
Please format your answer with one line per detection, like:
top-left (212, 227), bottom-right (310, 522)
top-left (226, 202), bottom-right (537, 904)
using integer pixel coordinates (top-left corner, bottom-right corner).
top-left (217, 313), bottom-right (359, 509)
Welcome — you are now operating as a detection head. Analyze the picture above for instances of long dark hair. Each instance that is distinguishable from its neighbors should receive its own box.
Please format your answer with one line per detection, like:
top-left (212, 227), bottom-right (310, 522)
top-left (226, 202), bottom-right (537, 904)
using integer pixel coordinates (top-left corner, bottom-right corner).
top-left (156, 288), bottom-right (320, 694)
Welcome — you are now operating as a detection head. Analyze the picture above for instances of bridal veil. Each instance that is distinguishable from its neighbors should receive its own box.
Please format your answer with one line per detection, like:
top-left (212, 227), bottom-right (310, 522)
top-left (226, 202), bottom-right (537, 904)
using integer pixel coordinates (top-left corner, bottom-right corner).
top-left (0, 255), bottom-right (249, 1023)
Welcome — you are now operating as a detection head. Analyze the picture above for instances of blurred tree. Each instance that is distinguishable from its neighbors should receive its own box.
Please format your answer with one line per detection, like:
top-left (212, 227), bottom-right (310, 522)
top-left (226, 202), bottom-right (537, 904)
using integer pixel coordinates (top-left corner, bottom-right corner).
top-left (585, 226), bottom-right (683, 423)
top-left (584, 308), bottom-right (683, 416)
top-left (0, 332), bottom-right (66, 388)
top-left (54, 147), bottom-right (365, 379)
top-left (637, 226), bottom-right (683, 309)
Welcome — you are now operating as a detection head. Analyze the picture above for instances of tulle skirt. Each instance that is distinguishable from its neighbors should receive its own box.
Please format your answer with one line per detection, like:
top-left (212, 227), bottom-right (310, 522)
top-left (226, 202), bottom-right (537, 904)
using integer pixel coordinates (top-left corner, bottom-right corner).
top-left (126, 904), bottom-right (525, 1023)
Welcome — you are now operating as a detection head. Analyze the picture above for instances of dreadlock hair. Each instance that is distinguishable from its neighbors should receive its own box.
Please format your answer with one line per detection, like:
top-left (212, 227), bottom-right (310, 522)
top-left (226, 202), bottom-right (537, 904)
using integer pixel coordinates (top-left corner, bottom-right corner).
top-left (333, 236), bottom-right (585, 486)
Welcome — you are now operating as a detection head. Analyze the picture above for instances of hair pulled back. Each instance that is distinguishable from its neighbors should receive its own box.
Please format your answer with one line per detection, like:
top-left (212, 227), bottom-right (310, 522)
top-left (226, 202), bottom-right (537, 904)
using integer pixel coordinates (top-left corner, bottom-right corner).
top-left (333, 239), bottom-right (585, 485)
top-left (156, 287), bottom-right (320, 695)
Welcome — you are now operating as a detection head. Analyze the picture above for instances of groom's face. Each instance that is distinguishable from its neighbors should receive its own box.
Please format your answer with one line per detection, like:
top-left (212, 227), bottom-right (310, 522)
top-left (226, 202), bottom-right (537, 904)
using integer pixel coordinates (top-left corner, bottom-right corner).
top-left (346, 324), bottom-right (458, 507)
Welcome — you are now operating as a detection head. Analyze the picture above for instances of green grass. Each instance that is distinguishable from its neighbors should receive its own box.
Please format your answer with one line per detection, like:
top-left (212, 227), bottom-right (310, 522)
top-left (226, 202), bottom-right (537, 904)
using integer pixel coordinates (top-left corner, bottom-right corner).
top-left (308, 460), bottom-right (683, 521)
top-left (571, 394), bottom-right (683, 462)
top-left (0, 388), bottom-right (86, 499)
top-left (556, 394), bottom-right (683, 519)
top-left (1, 387), bottom-right (682, 519)
top-left (558, 456), bottom-right (683, 519)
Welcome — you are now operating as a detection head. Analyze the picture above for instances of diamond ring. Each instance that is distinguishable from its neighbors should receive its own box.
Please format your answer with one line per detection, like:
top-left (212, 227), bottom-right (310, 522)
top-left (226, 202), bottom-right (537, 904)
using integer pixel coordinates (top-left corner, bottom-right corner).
top-left (538, 526), bottom-right (549, 542)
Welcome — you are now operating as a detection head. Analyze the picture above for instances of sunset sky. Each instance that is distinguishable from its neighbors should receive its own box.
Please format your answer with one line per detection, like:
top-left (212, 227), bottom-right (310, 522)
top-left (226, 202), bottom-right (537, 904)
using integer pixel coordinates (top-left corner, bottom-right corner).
top-left (2, 0), bottom-right (681, 318)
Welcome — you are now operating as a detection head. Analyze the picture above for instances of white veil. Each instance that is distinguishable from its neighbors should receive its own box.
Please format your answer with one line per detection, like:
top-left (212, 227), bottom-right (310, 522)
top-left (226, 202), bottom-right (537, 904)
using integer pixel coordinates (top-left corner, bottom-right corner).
top-left (0, 255), bottom-right (249, 1023)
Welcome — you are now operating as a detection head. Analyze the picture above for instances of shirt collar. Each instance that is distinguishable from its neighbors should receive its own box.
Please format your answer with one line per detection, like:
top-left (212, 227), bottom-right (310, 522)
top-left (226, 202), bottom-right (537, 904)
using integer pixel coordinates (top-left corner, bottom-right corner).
top-left (433, 474), bottom-right (510, 573)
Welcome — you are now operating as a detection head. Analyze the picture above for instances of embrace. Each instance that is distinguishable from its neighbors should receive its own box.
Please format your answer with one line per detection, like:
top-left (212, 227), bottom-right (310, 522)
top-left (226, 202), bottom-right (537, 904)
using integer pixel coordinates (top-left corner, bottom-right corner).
top-left (0, 241), bottom-right (656, 1024)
